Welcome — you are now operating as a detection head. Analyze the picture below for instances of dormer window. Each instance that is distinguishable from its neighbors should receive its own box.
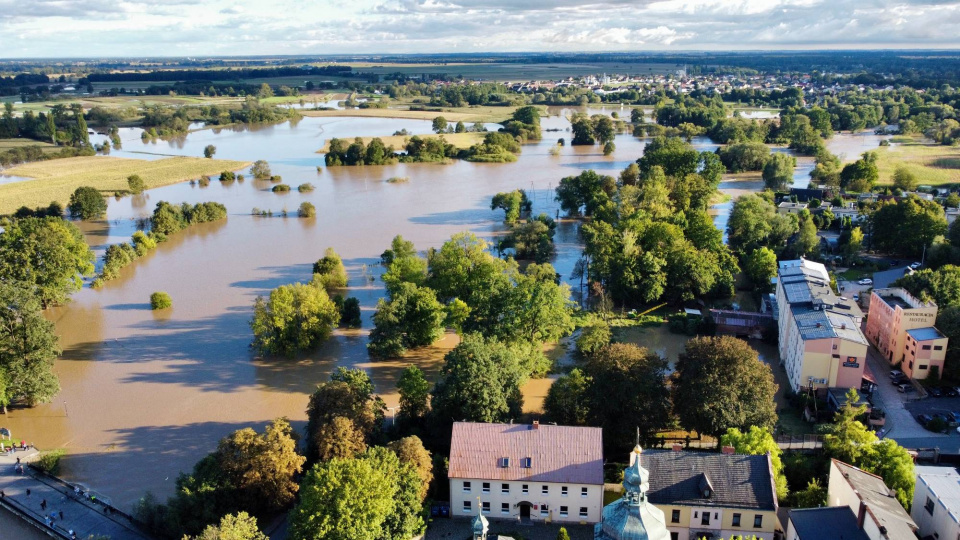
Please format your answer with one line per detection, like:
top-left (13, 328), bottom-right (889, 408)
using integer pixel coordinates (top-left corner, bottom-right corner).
top-left (500, 457), bottom-right (510, 468)
top-left (522, 457), bottom-right (532, 468)
top-left (698, 473), bottom-right (714, 499)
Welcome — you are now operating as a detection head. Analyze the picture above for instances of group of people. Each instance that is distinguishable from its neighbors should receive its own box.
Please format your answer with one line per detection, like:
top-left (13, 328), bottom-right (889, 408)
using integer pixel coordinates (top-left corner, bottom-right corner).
top-left (0, 440), bottom-right (30, 453)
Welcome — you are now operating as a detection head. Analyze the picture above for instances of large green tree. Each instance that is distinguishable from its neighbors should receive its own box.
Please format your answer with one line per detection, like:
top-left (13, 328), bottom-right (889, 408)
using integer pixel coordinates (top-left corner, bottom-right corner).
top-left (761, 152), bottom-right (796, 192)
top-left (543, 368), bottom-right (591, 426)
top-left (744, 247), bottom-right (778, 292)
top-left (368, 282), bottom-right (446, 358)
top-left (250, 278), bottom-right (340, 358)
top-left (673, 336), bottom-right (778, 441)
top-left (871, 196), bottom-right (947, 257)
top-left (67, 185), bottom-right (107, 220)
top-left (190, 512), bottom-right (268, 540)
top-left (396, 365), bottom-right (430, 424)
top-left (727, 194), bottom-right (798, 255)
top-left (306, 368), bottom-right (385, 462)
top-left (0, 217), bottom-right (94, 307)
top-left (0, 283), bottom-right (61, 406)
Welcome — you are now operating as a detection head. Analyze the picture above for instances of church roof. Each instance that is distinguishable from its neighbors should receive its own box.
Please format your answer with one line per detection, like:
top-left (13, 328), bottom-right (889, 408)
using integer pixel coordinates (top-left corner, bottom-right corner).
top-left (449, 422), bottom-right (603, 485)
top-left (643, 450), bottom-right (777, 511)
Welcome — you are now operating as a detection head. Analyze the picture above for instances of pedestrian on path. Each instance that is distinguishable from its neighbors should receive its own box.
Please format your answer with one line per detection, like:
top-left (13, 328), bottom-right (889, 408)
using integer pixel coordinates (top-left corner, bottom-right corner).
top-left (40, 498), bottom-right (46, 510)
top-left (59, 510), bottom-right (63, 520)
top-left (25, 488), bottom-right (30, 497)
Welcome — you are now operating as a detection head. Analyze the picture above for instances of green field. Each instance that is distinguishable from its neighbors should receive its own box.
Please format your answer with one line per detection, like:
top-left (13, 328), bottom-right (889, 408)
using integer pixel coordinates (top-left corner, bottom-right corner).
top-left (0, 156), bottom-right (251, 214)
top-left (318, 132), bottom-right (485, 153)
top-left (874, 138), bottom-right (960, 186)
top-left (0, 138), bottom-right (57, 152)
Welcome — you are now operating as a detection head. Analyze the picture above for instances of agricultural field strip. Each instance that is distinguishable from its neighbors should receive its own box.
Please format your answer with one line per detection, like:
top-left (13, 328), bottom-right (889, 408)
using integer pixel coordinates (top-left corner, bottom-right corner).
top-left (317, 132), bottom-right (485, 153)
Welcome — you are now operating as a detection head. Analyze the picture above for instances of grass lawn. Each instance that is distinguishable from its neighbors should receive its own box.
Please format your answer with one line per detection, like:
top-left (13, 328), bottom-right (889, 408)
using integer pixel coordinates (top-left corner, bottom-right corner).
top-left (0, 138), bottom-right (57, 152)
top-left (873, 138), bottom-right (960, 186)
top-left (836, 268), bottom-right (871, 281)
top-left (317, 132), bottom-right (486, 153)
top-left (0, 156), bottom-right (250, 214)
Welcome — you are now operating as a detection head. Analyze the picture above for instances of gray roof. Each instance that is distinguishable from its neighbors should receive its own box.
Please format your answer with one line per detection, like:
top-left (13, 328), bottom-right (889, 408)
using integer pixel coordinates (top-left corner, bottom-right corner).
top-left (788, 507), bottom-right (869, 540)
top-left (916, 466), bottom-right (960, 524)
top-left (907, 327), bottom-right (946, 341)
top-left (643, 450), bottom-right (777, 511)
top-left (792, 308), bottom-right (866, 344)
top-left (832, 460), bottom-right (917, 540)
top-left (779, 259), bottom-right (865, 344)
top-left (448, 422), bottom-right (603, 485)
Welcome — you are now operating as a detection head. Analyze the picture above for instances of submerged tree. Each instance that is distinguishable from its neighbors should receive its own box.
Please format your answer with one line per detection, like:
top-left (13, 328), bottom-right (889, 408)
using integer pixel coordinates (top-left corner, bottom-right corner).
top-left (0, 283), bottom-right (61, 406)
top-left (250, 279), bottom-right (340, 358)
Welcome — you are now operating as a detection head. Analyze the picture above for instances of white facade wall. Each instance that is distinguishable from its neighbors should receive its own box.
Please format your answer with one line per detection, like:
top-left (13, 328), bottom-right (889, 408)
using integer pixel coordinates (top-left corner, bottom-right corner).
top-left (827, 463), bottom-right (886, 540)
top-left (448, 478), bottom-right (603, 524)
top-left (912, 476), bottom-right (960, 540)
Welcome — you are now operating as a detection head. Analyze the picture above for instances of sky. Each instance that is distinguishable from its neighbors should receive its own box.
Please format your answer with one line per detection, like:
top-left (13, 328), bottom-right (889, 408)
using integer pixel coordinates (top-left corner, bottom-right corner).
top-left (2, 0), bottom-right (960, 57)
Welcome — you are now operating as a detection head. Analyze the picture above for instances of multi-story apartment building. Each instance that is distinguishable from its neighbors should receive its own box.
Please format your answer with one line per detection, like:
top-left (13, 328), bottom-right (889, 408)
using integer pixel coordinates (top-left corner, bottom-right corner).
top-left (865, 287), bottom-right (947, 379)
top-left (448, 422), bottom-right (604, 524)
top-left (776, 259), bottom-right (868, 392)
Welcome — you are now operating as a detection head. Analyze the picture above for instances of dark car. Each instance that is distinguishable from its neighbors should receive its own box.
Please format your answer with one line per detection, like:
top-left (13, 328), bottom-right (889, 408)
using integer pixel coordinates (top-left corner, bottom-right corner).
top-left (944, 387), bottom-right (960, 397)
top-left (935, 413), bottom-right (958, 427)
top-left (892, 375), bottom-right (909, 386)
top-left (928, 387), bottom-right (944, 398)
top-left (899, 383), bottom-right (917, 393)
top-left (917, 413), bottom-right (934, 425)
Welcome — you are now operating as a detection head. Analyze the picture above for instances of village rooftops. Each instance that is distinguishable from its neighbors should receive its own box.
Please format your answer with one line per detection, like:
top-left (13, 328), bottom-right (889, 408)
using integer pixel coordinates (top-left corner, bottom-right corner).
top-left (874, 287), bottom-right (937, 311)
top-left (643, 450), bottom-right (777, 511)
top-left (792, 308), bottom-right (866, 343)
top-left (448, 422), bottom-right (603, 485)
top-left (832, 460), bottom-right (917, 540)
top-left (907, 327), bottom-right (947, 341)
top-left (788, 507), bottom-right (869, 540)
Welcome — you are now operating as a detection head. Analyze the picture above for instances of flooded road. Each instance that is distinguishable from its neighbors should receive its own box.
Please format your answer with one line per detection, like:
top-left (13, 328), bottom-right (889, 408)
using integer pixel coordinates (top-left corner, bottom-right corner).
top-left (6, 108), bottom-right (880, 511)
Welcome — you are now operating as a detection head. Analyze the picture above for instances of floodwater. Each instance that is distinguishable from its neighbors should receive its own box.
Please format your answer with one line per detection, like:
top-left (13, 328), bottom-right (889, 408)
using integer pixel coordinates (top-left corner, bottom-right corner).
top-left (4, 108), bottom-right (877, 513)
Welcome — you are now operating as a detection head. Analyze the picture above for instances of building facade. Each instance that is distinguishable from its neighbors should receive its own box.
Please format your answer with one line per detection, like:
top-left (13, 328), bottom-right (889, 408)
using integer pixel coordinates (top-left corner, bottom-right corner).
top-left (448, 422), bottom-right (604, 524)
top-left (776, 259), bottom-right (868, 392)
top-left (864, 287), bottom-right (947, 379)
top-left (827, 460), bottom-right (917, 540)
top-left (644, 449), bottom-right (779, 540)
top-left (911, 465), bottom-right (960, 540)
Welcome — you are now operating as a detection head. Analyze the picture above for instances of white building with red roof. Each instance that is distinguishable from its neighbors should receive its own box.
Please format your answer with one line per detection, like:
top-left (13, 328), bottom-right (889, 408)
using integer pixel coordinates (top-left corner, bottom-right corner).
top-left (448, 421), bottom-right (605, 524)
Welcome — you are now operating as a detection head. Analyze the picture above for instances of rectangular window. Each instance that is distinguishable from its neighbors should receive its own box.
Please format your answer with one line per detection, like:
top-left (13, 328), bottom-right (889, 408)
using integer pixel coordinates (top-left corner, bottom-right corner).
top-left (502, 503), bottom-right (510, 515)
top-left (463, 481), bottom-right (472, 493)
top-left (733, 513), bottom-right (741, 527)
top-left (561, 486), bottom-right (568, 497)
top-left (671, 533), bottom-right (679, 540)
top-left (463, 501), bottom-right (471, 513)
top-left (541, 506), bottom-right (549, 517)
top-left (560, 506), bottom-right (568, 517)
top-left (926, 496), bottom-right (935, 516)
top-left (923, 345), bottom-right (932, 350)
top-left (522, 457), bottom-right (532, 468)
top-left (701, 512), bottom-right (710, 526)
top-left (671, 509), bottom-right (680, 523)
top-left (482, 482), bottom-right (490, 493)
top-left (502, 483), bottom-right (509, 494)
top-left (542, 485), bottom-right (549, 495)
top-left (482, 501), bottom-right (490, 513)
top-left (920, 365), bottom-right (928, 370)
top-left (935, 345), bottom-right (944, 351)
top-left (522, 484), bottom-right (529, 495)
top-left (581, 487), bottom-right (589, 498)
top-left (580, 507), bottom-right (588, 518)
top-left (754, 515), bottom-right (763, 528)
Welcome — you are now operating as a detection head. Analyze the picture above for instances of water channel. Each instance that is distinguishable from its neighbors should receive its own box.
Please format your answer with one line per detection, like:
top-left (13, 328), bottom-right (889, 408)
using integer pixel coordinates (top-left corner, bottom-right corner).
top-left (2, 107), bottom-right (888, 512)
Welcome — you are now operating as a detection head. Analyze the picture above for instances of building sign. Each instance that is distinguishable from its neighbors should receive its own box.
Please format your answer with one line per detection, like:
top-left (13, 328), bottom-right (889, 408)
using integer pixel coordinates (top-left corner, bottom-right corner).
top-left (843, 357), bottom-right (860, 368)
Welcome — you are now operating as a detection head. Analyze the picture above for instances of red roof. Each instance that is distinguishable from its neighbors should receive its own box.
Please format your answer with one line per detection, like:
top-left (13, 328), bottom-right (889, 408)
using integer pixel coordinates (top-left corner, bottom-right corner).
top-left (448, 422), bottom-right (603, 485)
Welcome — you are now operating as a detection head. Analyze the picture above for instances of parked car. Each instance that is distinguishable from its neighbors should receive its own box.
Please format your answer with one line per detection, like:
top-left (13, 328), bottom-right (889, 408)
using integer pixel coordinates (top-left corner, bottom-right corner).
top-left (890, 370), bottom-right (904, 379)
top-left (944, 387), bottom-right (959, 397)
top-left (917, 413), bottom-right (934, 425)
top-left (853, 294), bottom-right (860, 301)
top-left (899, 383), bottom-right (916, 393)
top-left (892, 375), bottom-right (909, 386)
top-left (858, 278), bottom-right (873, 285)
top-left (928, 386), bottom-right (944, 398)
top-left (937, 412), bottom-right (960, 427)
top-left (911, 262), bottom-right (923, 269)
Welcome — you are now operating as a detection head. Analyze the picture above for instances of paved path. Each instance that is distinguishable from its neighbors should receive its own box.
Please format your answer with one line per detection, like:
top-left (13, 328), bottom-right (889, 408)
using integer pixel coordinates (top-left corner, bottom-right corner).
top-left (0, 449), bottom-right (151, 539)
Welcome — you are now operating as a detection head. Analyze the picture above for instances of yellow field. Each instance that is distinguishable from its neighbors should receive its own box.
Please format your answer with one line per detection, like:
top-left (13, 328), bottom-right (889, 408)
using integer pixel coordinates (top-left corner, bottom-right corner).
top-left (0, 156), bottom-right (250, 214)
top-left (874, 139), bottom-right (960, 186)
top-left (301, 105), bottom-right (514, 123)
top-left (318, 132), bottom-right (486, 153)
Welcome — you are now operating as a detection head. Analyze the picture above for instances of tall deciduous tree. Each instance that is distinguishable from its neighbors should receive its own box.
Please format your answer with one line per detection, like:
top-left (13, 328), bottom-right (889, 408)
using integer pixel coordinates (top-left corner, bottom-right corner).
top-left (673, 336), bottom-right (777, 441)
top-left (250, 279), bottom-right (339, 358)
top-left (190, 512), bottom-right (268, 540)
top-left (306, 368), bottom-right (385, 462)
top-left (744, 247), bottom-right (778, 292)
top-left (0, 217), bottom-right (94, 307)
top-left (0, 283), bottom-right (60, 406)
top-left (761, 152), bottom-right (796, 192)
top-left (387, 436), bottom-right (433, 501)
top-left (368, 282), bottom-right (446, 358)
top-left (396, 365), bottom-right (430, 423)
top-left (68, 185), bottom-right (107, 220)
top-left (543, 368), bottom-right (591, 426)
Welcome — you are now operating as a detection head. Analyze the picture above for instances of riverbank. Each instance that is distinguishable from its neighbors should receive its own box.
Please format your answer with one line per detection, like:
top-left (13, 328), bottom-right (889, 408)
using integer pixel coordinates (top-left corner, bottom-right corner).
top-left (317, 132), bottom-right (486, 153)
top-left (301, 106), bottom-right (513, 123)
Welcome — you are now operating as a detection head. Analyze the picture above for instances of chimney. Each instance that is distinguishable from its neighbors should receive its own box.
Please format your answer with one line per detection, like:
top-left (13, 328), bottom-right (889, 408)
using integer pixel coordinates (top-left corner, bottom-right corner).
top-left (857, 501), bottom-right (867, 529)
top-left (672, 443), bottom-right (683, 452)
top-left (721, 446), bottom-right (735, 455)
top-left (532, 421), bottom-right (539, 430)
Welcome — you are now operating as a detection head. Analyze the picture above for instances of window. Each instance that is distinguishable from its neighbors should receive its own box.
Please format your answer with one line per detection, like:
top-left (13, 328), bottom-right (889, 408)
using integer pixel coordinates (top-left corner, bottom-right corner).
top-left (671, 533), bottom-right (679, 540)
top-left (463, 500), bottom-right (471, 513)
top-left (754, 515), bottom-right (763, 528)
top-left (522, 484), bottom-right (529, 494)
top-left (561, 486), bottom-right (568, 497)
top-left (501, 503), bottom-right (510, 515)
top-left (581, 487), bottom-right (589, 498)
top-left (502, 483), bottom-right (510, 494)
top-left (540, 506), bottom-right (549, 517)
top-left (579, 507), bottom-right (588, 518)
top-left (560, 506), bottom-right (568, 517)
top-left (671, 509), bottom-right (680, 523)
top-left (482, 482), bottom-right (490, 493)
top-left (832, 344), bottom-right (838, 350)
top-left (463, 481), bottom-right (472, 493)
top-left (482, 501), bottom-right (490, 513)
top-left (920, 364), bottom-right (928, 371)
top-left (701, 512), bottom-right (710, 526)
top-left (910, 360), bottom-right (914, 369)
top-left (926, 496), bottom-right (936, 516)
top-left (733, 513), bottom-right (741, 527)
top-left (522, 457), bottom-right (532, 468)
top-left (935, 345), bottom-right (944, 351)
top-left (923, 345), bottom-right (932, 350)
top-left (542, 485), bottom-right (549, 495)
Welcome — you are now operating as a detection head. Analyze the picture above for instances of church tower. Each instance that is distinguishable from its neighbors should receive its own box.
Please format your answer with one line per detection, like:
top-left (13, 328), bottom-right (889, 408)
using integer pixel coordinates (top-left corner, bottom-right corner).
top-left (595, 445), bottom-right (671, 540)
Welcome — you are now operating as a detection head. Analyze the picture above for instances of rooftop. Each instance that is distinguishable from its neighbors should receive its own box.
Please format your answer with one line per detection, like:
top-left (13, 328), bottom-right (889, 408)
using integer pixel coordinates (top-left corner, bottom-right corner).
top-left (779, 259), bottom-right (865, 343)
top-left (643, 450), bottom-right (777, 511)
top-left (832, 460), bottom-right (917, 540)
top-left (916, 466), bottom-right (960, 524)
top-left (907, 327), bottom-right (946, 341)
top-left (873, 287), bottom-right (937, 311)
top-left (788, 507), bottom-right (869, 540)
top-left (448, 422), bottom-right (603, 485)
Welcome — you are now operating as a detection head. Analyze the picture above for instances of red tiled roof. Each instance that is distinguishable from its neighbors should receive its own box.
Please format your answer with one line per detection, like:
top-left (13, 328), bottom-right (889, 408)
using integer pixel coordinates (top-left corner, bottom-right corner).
top-left (448, 422), bottom-right (603, 485)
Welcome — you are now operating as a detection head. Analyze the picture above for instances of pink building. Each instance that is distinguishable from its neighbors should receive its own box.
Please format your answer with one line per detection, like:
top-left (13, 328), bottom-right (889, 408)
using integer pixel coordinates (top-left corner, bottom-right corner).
top-left (865, 288), bottom-right (947, 379)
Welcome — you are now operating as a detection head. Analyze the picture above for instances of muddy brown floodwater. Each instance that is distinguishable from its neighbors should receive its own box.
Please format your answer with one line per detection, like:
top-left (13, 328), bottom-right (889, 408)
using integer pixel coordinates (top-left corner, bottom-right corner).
top-left (1, 107), bottom-right (885, 512)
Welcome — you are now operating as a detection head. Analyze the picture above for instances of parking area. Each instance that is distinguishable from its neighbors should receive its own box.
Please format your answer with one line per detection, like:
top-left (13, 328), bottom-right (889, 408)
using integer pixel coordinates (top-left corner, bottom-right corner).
top-left (865, 347), bottom-right (953, 440)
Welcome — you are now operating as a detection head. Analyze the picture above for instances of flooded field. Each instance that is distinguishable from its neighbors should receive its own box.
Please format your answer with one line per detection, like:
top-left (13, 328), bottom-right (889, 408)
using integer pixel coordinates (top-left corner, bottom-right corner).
top-left (3, 108), bottom-right (883, 511)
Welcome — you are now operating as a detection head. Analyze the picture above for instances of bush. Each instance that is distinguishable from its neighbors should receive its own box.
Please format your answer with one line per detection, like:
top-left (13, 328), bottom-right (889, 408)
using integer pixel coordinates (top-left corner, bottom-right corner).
top-left (297, 183), bottom-right (315, 192)
top-left (197, 175), bottom-right (210, 187)
top-left (272, 184), bottom-right (291, 192)
top-left (127, 174), bottom-right (145, 194)
top-left (298, 202), bottom-right (316, 218)
top-left (219, 171), bottom-right (236, 182)
top-left (68, 186), bottom-right (107, 220)
top-left (603, 141), bottom-right (616, 156)
top-left (203, 144), bottom-right (216, 158)
top-left (250, 160), bottom-right (271, 179)
top-left (269, 175), bottom-right (282, 183)
top-left (150, 291), bottom-right (172, 310)
top-left (340, 297), bottom-right (362, 328)
top-left (35, 449), bottom-right (65, 475)
top-left (576, 321), bottom-right (611, 356)
top-left (385, 176), bottom-right (409, 183)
